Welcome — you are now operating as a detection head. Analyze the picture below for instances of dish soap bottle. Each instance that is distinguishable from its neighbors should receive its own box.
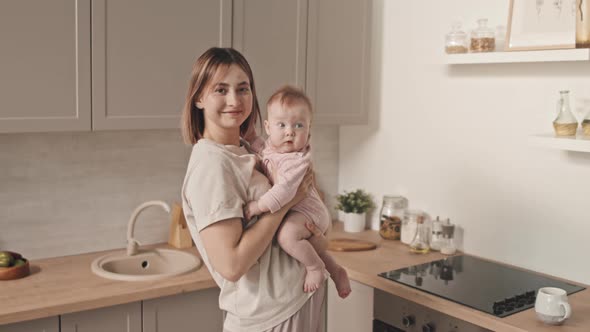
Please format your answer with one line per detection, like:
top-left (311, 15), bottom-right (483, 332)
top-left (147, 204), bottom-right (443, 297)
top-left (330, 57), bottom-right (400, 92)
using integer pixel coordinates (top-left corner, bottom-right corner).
top-left (553, 90), bottom-right (578, 136)
top-left (409, 217), bottom-right (430, 254)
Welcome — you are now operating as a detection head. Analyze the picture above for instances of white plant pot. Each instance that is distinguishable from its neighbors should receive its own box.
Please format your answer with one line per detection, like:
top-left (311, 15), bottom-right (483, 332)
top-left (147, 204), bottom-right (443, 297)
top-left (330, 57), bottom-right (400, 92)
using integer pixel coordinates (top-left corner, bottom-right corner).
top-left (343, 212), bottom-right (366, 233)
top-left (337, 210), bottom-right (346, 223)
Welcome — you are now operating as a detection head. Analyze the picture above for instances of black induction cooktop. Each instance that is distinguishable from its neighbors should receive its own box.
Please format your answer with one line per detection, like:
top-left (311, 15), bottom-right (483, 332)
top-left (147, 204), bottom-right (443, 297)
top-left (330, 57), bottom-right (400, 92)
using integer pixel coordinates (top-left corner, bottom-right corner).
top-left (379, 255), bottom-right (585, 318)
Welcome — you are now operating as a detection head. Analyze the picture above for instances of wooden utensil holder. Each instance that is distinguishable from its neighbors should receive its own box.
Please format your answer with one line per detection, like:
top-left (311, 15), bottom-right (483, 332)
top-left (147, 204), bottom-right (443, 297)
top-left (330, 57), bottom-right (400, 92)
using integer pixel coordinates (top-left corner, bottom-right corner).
top-left (168, 203), bottom-right (193, 249)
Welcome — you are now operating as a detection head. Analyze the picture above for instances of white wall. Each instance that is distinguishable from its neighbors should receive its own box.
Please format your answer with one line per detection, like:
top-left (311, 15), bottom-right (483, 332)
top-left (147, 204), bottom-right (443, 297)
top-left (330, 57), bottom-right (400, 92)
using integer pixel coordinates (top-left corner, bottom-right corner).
top-left (0, 127), bottom-right (338, 259)
top-left (340, 0), bottom-right (590, 284)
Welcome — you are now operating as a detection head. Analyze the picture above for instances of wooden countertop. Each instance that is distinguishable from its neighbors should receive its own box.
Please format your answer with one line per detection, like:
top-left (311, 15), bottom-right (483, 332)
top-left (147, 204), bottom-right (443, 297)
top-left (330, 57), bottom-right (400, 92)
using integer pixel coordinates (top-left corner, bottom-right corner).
top-left (328, 222), bottom-right (590, 332)
top-left (1, 224), bottom-right (588, 331)
top-left (0, 244), bottom-right (216, 325)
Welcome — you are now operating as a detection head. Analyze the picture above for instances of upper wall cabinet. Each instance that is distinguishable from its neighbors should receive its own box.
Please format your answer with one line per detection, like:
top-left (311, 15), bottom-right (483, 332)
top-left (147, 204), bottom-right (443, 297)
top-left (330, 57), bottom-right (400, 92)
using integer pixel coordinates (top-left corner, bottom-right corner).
top-left (0, 0), bottom-right (91, 133)
top-left (306, 0), bottom-right (372, 125)
top-left (232, 0), bottom-right (308, 120)
top-left (0, 0), bottom-right (370, 133)
top-left (234, 0), bottom-right (372, 125)
top-left (0, 0), bottom-right (230, 133)
top-left (91, 0), bottom-right (232, 130)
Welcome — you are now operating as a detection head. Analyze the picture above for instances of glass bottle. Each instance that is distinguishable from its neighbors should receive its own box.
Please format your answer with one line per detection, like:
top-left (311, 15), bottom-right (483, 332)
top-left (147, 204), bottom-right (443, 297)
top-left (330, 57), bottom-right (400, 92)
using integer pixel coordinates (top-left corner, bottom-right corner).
top-left (429, 216), bottom-right (445, 251)
top-left (401, 209), bottom-right (423, 245)
top-left (578, 98), bottom-right (590, 136)
top-left (470, 19), bottom-right (495, 52)
top-left (553, 90), bottom-right (578, 137)
top-left (409, 217), bottom-right (430, 254)
top-left (576, 0), bottom-right (590, 48)
top-left (445, 22), bottom-right (468, 54)
top-left (379, 196), bottom-right (408, 240)
top-left (440, 222), bottom-right (457, 255)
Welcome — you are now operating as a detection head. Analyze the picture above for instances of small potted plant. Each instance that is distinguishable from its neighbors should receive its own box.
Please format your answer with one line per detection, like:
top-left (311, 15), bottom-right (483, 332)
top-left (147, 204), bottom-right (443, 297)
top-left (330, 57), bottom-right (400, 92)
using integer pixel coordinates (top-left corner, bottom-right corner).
top-left (336, 189), bottom-right (375, 232)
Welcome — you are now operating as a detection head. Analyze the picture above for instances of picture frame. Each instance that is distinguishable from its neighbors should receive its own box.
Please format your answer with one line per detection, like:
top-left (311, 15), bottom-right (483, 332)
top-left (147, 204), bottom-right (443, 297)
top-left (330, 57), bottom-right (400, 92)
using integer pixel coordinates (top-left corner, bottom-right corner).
top-left (506, 0), bottom-right (576, 51)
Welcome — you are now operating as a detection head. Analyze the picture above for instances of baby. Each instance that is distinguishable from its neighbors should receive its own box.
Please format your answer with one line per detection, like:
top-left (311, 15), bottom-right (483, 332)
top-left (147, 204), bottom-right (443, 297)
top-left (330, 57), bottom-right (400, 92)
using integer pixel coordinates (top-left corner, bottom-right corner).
top-left (245, 85), bottom-right (351, 298)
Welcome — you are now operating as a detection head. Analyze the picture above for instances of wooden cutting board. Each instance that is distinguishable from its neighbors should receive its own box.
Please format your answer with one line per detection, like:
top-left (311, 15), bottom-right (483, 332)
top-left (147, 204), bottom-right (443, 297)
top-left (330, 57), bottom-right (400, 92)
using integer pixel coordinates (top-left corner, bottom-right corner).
top-left (328, 238), bottom-right (377, 252)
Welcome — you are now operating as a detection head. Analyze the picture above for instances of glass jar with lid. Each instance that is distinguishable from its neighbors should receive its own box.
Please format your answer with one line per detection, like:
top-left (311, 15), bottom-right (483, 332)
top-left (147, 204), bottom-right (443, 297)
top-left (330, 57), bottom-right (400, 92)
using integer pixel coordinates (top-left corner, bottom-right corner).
top-left (378, 196), bottom-right (408, 240)
top-left (445, 22), bottom-right (468, 54)
top-left (470, 18), bottom-right (495, 52)
top-left (495, 25), bottom-right (507, 51)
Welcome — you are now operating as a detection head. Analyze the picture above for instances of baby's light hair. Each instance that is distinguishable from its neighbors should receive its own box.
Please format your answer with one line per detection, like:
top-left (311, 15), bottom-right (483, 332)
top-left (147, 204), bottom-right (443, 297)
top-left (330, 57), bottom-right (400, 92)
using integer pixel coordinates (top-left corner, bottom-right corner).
top-left (267, 85), bottom-right (313, 115)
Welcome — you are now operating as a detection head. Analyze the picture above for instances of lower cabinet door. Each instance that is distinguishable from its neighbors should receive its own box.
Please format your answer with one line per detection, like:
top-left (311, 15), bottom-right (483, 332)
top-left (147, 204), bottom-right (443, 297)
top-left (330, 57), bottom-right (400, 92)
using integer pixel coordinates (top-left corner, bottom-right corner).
top-left (0, 316), bottom-right (59, 332)
top-left (143, 288), bottom-right (223, 332)
top-left (327, 279), bottom-right (374, 332)
top-left (60, 302), bottom-right (141, 332)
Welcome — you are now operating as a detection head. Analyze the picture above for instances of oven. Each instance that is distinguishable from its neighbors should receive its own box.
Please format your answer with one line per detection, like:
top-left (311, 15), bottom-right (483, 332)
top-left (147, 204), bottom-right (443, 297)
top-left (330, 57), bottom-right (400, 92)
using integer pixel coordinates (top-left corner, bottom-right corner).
top-left (373, 318), bottom-right (404, 332)
top-left (374, 289), bottom-right (491, 332)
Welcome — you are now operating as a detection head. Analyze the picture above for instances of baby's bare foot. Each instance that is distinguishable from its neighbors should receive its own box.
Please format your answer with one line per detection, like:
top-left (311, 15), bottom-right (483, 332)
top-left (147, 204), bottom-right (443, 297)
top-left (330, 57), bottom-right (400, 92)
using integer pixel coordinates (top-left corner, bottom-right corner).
top-left (331, 266), bottom-right (351, 298)
top-left (304, 268), bottom-right (327, 293)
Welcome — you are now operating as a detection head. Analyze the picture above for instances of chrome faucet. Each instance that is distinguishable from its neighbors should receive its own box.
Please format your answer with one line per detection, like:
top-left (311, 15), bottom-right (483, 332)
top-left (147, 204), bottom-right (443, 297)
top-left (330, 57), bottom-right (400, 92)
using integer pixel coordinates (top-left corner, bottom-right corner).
top-left (127, 200), bottom-right (171, 256)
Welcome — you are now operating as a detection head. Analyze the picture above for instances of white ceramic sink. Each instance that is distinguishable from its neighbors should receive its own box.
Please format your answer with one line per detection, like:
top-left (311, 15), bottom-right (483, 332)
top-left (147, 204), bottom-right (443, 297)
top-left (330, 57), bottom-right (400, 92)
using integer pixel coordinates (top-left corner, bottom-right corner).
top-left (91, 248), bottom-right (201, 281)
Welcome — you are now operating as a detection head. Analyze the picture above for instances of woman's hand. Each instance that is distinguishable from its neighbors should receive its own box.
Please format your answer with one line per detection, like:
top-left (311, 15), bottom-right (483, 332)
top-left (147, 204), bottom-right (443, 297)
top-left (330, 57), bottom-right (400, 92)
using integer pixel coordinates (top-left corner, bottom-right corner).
top-left (305, 221), bottom-right (329, 254)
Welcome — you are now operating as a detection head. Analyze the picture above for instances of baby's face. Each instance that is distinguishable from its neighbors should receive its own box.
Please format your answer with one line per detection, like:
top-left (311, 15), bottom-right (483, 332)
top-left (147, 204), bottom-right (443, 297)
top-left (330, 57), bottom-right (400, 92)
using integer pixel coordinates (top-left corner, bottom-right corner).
top-left (264, 101), bottom-right (311, 153)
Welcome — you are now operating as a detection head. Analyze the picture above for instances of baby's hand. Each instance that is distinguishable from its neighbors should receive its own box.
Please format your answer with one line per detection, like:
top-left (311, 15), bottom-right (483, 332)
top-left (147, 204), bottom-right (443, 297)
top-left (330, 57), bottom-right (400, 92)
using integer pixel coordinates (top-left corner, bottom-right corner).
top-left (244, 201), bottom-right (262, 220)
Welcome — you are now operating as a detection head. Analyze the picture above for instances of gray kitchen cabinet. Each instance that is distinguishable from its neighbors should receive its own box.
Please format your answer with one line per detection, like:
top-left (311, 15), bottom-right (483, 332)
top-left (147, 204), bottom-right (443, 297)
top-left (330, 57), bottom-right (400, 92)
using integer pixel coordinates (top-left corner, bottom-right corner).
top-left (0, 0), bottom-right (231, 133)
top-left (232, 0), bottom-right (308, 119)
top-left (142, 287), bottom-right (222, 332)
top-left (60, 302), bottom-right (141, 332)
top-left (0, 317), bottom-right (58, 332)
top-left (306, 0), bottom-right (372, 125)
top-left (0, 0), bottom-right (91, 133)
top-left (1, 0), bottom-right (370, 133)
top-left (327, 279), bottom-right (373, 332)
top-left (91, 0), bottom-right (232, 130)
top-left (234, 0), bottom-right (371, 125)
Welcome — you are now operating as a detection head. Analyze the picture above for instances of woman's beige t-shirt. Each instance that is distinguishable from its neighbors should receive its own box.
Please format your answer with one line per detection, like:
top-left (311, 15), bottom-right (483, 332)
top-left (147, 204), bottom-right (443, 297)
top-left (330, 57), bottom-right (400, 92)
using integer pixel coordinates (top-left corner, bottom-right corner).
top-left (181, 139), bottom-right (312, 332)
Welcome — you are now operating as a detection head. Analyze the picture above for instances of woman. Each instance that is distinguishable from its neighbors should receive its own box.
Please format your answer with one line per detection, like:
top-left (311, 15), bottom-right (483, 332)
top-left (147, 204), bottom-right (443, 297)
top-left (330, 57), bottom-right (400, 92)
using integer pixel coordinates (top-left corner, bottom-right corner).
top-left (180, 47), bottom-right (327, 332)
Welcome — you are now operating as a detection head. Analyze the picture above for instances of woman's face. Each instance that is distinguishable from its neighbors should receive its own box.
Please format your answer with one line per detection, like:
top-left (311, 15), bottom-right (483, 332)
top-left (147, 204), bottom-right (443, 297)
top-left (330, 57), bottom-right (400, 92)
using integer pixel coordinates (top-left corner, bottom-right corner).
top-left (197, 64), bottom-right (253, 138)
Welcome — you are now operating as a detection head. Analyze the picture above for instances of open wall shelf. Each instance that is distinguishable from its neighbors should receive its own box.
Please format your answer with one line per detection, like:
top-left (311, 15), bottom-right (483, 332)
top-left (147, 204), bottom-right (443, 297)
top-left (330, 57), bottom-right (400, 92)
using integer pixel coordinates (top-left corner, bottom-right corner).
top-left (529, 133), bottom-right (590, 153)
top-left (446, 49), bottom-right (590, 64)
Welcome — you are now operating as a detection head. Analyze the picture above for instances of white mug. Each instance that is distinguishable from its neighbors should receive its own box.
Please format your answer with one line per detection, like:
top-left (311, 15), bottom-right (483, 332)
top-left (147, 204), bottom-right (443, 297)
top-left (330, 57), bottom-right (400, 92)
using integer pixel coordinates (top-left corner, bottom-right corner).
top-left (534, 287), bottom-right (571, 325)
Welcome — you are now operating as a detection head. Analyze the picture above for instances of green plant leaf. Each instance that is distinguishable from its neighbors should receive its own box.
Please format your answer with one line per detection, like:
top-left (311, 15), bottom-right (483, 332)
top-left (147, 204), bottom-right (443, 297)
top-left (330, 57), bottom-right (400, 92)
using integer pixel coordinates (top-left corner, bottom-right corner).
top-left (334, 189), bottom-right (375, 213)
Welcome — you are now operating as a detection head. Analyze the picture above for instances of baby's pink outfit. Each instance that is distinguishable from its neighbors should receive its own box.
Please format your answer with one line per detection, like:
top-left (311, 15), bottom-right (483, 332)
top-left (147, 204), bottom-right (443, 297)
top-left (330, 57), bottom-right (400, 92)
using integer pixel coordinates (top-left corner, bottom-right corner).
top-left (251, 138), bottom-right (331, 233)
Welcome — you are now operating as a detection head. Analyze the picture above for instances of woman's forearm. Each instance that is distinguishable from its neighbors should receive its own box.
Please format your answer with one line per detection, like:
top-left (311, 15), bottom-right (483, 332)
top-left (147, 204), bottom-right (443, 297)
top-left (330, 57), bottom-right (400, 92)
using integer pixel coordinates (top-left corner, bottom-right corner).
top-left (203, 202), bottom-right (293, 282)
top-left (231, 206), bottom-right (290, 278)
top-left (202, 174), bottom-right (310, 281)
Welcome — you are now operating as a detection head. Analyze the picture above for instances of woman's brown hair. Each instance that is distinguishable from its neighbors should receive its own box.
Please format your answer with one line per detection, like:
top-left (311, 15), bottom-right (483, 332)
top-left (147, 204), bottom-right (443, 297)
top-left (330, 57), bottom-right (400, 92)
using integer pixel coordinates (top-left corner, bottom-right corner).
top-left (181, 47), bottom-right (261, 145)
